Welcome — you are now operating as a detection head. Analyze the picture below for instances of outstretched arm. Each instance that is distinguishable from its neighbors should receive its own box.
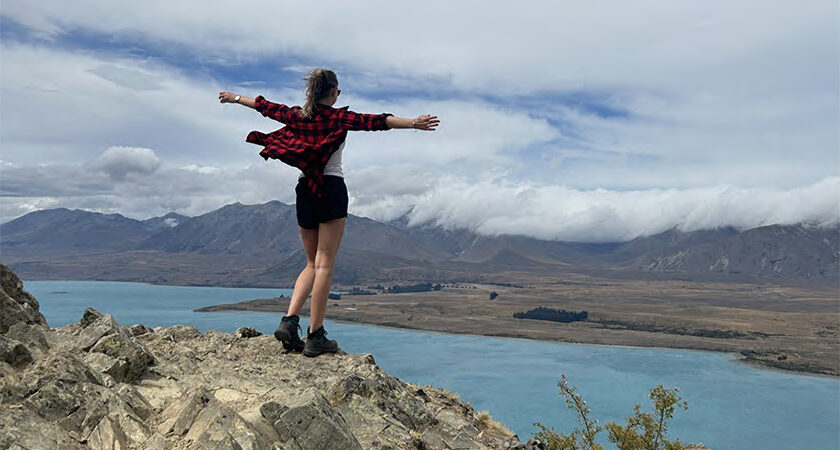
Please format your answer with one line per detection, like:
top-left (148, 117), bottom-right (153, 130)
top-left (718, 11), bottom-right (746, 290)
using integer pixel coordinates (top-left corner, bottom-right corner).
top-left (386, 115), bottom-right (439, 131)
top-left (218, 91), bottom-right (256, 109)
top-left (220, 91), bottom-right (297, 124)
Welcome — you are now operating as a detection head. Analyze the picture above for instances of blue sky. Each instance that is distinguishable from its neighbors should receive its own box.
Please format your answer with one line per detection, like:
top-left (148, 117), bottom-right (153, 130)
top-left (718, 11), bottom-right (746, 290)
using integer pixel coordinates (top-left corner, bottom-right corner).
top-left (0, 1), bottom-right (837, 241)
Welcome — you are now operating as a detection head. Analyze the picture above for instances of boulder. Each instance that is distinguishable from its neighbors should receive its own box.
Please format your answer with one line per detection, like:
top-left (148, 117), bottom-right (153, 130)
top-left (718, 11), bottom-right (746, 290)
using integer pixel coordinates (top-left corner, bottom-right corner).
top-left (0, 264), bottom-right (48, 334)
top-left (236, 327), bottom-right (262, 338)
top-left (70, 308), bottom-right (155, 383)
top-left (89, 332), bottom-right (154, 383)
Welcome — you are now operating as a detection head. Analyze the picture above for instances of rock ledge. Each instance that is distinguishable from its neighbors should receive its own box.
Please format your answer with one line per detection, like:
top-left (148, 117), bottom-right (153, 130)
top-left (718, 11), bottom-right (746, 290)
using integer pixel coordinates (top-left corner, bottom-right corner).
top-left (0, 264), bottom-right (530, 449)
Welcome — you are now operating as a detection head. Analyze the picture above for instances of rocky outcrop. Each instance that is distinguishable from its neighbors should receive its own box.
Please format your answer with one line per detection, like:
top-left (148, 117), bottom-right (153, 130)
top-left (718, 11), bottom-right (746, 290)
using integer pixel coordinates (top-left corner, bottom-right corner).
top-left (0, 264), bottom-right (530, 449)
top-left (0, 264), bottom-right (48, 334)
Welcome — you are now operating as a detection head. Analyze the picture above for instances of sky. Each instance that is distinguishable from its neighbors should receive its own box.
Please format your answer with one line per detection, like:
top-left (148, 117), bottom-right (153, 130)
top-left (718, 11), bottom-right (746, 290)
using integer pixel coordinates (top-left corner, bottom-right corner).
top-left (0, 1), bottom-right (838, 242)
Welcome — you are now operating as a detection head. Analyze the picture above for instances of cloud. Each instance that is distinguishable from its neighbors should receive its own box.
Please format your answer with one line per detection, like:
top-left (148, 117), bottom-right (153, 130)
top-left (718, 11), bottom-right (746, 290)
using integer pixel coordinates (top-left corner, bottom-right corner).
top-left (88, 146), bottom-right (161, 180)
top-left (3, 150), bottom-right (837, 242)
top-left (350, 175), bottom-right (840, 242)
top-left (2, 1), bottom-right (835, 94)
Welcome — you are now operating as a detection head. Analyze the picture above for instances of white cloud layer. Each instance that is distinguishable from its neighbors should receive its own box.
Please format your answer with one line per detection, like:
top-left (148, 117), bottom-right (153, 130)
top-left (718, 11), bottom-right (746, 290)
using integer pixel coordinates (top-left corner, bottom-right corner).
top-left (2, 148), bottom-right (837, 242)
top-left (354, 176), bottom-right (840, 242)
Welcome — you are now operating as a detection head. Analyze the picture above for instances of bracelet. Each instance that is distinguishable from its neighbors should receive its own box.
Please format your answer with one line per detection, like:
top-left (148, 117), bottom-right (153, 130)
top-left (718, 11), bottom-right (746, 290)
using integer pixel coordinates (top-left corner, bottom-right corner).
top-left (234, 95), bottom-right (241, 103)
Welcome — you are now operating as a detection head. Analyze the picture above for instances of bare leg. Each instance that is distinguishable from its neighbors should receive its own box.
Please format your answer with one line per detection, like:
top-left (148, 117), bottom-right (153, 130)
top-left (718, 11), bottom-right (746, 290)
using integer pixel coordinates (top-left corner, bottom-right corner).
top-left (287, 227), bottom-right (319, 316)
top-left (308, 217), bottom-right (346, 334)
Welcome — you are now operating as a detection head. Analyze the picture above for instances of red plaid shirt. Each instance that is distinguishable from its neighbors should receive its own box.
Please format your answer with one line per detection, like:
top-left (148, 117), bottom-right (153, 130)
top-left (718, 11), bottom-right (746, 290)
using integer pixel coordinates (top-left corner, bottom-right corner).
top-left (246, 95), bottom-right (392, 196)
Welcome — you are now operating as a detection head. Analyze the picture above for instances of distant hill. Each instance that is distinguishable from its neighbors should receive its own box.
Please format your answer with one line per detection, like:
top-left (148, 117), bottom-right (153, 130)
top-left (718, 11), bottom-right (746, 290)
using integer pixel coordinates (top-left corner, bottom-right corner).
top-left (1, 203), bottom-right (837, 286)
top-left (629, 224), bottom-right (840, 279)
top-left (0, 208), bottom-right (152, 256)
top-left (138, 201), bottom-right (449, 260)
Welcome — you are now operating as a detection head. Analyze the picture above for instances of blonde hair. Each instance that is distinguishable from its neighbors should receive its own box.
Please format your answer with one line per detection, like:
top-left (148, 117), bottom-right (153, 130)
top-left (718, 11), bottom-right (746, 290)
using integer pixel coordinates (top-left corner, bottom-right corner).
top-left (301, 68), bottom-right (338, 119)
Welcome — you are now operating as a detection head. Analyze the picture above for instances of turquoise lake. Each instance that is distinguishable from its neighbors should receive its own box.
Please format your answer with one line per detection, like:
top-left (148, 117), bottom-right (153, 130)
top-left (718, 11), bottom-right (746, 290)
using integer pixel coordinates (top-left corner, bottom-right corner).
top-left (24, 280), bottom-right (840, 450)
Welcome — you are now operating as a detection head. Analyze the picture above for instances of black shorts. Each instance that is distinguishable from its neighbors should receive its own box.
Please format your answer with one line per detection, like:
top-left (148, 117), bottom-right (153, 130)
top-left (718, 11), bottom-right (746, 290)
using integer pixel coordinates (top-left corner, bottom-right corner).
top-left (295, 176), bottom-right (348, 230)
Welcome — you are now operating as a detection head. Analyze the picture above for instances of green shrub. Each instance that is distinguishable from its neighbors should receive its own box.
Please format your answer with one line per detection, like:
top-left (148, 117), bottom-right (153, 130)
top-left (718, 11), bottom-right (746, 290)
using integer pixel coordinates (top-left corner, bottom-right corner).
top-left (534, 375), bottom-right (689, 450)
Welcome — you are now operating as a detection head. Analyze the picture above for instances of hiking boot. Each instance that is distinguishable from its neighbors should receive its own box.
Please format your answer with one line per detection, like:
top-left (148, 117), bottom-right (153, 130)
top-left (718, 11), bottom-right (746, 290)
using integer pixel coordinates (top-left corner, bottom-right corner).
top-left (274, 315), bottom-right (305, 353)
top-left (303, 326), bottom-right (339, 357)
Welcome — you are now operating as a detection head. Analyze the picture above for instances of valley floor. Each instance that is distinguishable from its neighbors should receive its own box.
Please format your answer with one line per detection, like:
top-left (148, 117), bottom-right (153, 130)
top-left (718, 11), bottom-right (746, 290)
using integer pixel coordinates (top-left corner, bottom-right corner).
top-left (197, 272), bottom-right (840, 377)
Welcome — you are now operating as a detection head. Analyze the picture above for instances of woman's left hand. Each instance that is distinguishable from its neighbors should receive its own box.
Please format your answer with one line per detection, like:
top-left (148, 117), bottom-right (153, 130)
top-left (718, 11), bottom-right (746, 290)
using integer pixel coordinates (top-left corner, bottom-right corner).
top-left (218, 91), bottom-right (238, 103)
top-left (413, 115), bottom-right (440, 131)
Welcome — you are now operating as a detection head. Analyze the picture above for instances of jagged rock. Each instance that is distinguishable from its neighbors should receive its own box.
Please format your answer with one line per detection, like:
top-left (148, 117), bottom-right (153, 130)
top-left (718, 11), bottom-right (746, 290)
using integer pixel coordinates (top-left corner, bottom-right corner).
top-left (159, 388), bottom-right (214, 437)
top-left (258, 401), bottom-right (287, 423)
top-left (0, 266), bottom-right (523, 450)
top-left (61, 308), bottom-right (155, 383)
top-left (333, 394), bottom-right (414, 449)
top-left (83, 352), bottom-right (124, 386)
top-left (185, 395), bottom-right (270, 450)
top-left (0, 405), bottom-right (86, 450)
top-left (114, 384), bottom-right (155, 422)
top-left (364, 373), bottom-right (435, 430)
top-left (263, 388), bottom-right (362, 450)
top-left (87, 416), bottom-right (130, 450)
top-left (7, 322), bottom-right (50, 357)
top-left (1, 346), bottom-right (155, 447)
top-left (74, 310), bottom-right (122, 351)
top-left (239, 405), bottom-right (283, 444)
top-left (327, 371), bottom-right (435, 433)
top-left (419, 426), bottom-right (451, 449)
top-left (157, 325), bottom-right (202, 342)
top-left (98, 395), bottom-right (154, 445)
top-left (89, 332), bottom-right (154, 383)
top-left (0, 336), bottom-right (33, 369)
top-left (140, 432), bottom-right (167, 449)
top-left (2, 352), bottom-right (103, 406)
top-left (80, 307), bottom-right (104, 327)
top-left (130, 324), bottom-right (154, 336)
top-left (329, 374), bottom-right (371, 403)
top-left (0, 264), bottom-right (48, 334)
top-left (236, 327), bottom-right (262, 338)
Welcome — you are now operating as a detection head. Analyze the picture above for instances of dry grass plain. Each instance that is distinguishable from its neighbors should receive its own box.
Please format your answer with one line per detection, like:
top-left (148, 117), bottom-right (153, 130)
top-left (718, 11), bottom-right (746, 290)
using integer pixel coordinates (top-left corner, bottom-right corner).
top-left (198, 272), bottom-right (840, 376)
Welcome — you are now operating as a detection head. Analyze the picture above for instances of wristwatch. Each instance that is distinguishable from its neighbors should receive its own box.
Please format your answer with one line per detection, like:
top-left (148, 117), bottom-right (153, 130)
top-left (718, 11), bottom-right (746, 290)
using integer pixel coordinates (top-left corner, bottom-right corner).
top-left (234, 95), bottom-right (241, 103)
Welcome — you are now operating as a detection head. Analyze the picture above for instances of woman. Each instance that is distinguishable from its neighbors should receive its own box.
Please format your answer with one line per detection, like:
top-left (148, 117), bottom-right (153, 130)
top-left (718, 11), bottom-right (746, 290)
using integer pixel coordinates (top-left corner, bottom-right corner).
top-left (219, 68), bottom-right (439, 357)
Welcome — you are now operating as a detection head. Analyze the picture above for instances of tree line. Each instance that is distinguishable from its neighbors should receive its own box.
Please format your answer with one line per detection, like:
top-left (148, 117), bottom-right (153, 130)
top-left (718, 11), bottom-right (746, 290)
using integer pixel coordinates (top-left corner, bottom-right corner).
top-left (513, 307), bottom-right (588, 323)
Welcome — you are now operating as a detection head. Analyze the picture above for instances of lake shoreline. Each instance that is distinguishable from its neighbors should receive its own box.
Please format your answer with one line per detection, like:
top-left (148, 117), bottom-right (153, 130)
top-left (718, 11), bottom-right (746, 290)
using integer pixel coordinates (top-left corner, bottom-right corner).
top-left (196, 298), bottom-right (839, 378)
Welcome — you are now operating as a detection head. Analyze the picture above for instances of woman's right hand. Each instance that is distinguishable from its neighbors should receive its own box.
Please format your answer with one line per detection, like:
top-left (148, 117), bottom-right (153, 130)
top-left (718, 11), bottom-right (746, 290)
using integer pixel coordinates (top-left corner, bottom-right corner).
top-left (218, 91), bottom-right (238, 103)
top-left (412, 115), bottom-right (440, 131)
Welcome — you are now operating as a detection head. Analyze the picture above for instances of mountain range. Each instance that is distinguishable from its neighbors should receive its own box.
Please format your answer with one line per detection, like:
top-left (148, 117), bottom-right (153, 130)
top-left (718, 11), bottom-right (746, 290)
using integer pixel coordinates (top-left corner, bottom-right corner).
top-left (1, 202), bottom-right (837, 287)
